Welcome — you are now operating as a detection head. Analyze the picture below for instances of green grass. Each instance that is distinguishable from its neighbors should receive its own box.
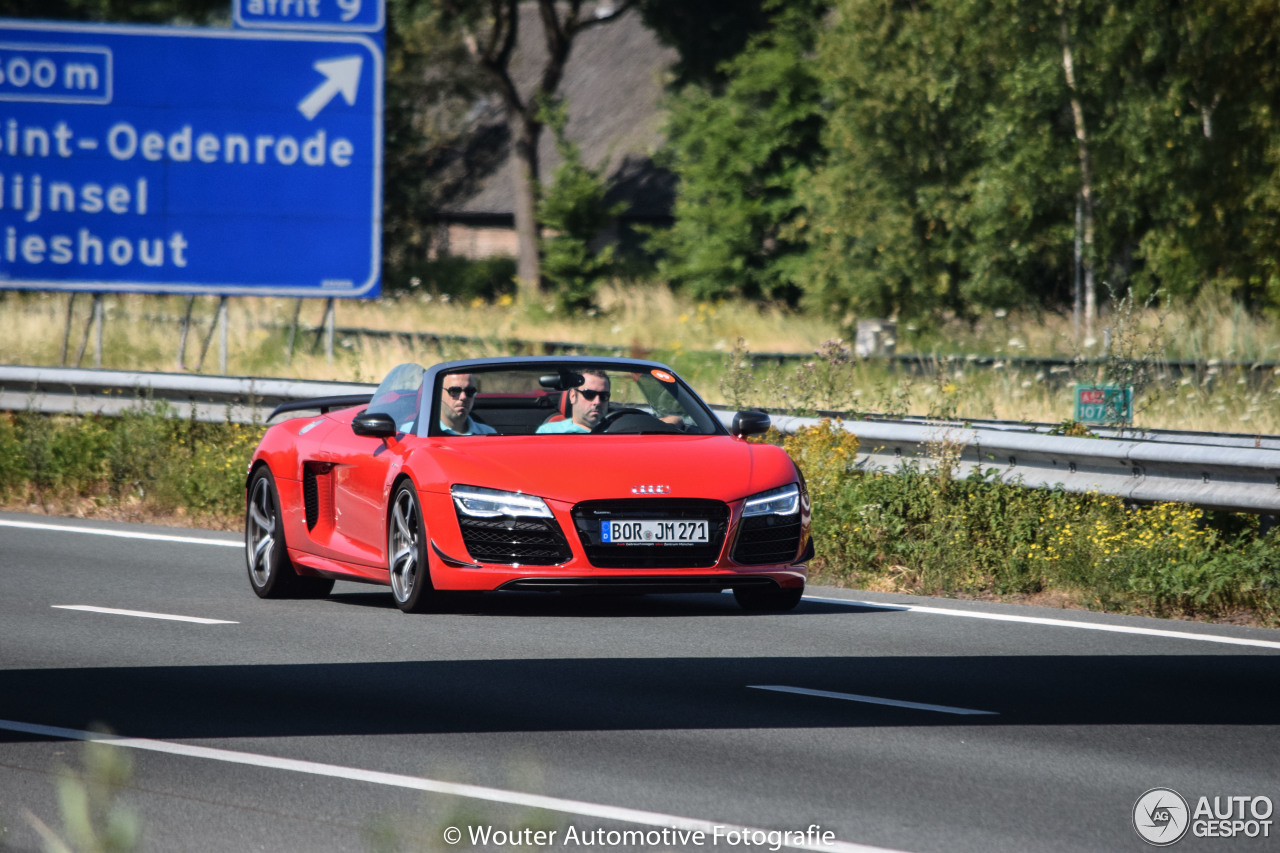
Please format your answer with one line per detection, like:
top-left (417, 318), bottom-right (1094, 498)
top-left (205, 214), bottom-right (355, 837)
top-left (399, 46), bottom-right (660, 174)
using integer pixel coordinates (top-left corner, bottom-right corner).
top-left (0, 407), bottom-right (256, 527)
top-left (783, 421), bottom-right (1280, 626)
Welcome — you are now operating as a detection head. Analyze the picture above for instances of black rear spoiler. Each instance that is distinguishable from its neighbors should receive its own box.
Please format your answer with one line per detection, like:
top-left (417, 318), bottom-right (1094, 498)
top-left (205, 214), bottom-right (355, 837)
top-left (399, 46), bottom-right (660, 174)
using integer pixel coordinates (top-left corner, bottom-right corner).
top-left (268, 394), bottom-right (373, 421)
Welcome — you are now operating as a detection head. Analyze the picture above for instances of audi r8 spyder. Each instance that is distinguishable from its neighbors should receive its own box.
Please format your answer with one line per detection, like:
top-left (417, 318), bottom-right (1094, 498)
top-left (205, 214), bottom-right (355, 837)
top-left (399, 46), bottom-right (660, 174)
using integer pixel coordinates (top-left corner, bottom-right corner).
top-left (244, 357), bottom-right (812, 612)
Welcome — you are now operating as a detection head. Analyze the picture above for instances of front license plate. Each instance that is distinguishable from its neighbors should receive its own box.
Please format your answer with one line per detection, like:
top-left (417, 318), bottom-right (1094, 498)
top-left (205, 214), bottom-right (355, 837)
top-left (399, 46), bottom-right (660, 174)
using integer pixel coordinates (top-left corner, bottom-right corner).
top-left (600, 519), bottom-right (708, 544)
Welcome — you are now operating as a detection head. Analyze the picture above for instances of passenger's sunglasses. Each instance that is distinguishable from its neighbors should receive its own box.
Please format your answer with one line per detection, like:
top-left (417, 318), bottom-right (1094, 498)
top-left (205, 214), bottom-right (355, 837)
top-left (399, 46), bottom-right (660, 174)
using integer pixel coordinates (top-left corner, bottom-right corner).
top-left (577, 389), bottom-right (610, 402)
top-left (445, 386), bottom-right (478, 399)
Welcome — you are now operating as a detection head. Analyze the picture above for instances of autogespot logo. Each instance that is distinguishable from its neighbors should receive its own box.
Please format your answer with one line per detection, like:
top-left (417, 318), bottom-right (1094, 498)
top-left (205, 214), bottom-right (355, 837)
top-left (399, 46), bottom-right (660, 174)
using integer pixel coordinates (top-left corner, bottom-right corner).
top-left (1134, 788), bottom-right (1191, 846)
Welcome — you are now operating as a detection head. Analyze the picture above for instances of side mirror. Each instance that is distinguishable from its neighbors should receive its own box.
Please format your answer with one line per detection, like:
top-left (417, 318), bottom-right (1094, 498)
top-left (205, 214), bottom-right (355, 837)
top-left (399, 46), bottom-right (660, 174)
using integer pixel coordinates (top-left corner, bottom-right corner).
top-left (731, 410), bottom-right (771, 437)
top-left (351, 411), bottom-right (398, 438)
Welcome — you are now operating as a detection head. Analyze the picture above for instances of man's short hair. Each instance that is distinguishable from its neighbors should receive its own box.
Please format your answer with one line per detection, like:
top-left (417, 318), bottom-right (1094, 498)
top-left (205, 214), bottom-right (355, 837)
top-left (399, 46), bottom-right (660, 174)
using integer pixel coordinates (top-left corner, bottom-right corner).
top-left (443, 372), bottom-right (480, 388)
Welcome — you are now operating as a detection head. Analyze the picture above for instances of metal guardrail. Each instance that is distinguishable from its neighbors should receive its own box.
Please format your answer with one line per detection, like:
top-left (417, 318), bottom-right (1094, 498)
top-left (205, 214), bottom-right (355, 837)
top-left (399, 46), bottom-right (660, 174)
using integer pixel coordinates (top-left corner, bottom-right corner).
top-left (3, 366), bottom-right (1279, 515)
top-left (0, 366), bottom-right (371, 426)
top-left (730, 413), bottom-right (1280, 515)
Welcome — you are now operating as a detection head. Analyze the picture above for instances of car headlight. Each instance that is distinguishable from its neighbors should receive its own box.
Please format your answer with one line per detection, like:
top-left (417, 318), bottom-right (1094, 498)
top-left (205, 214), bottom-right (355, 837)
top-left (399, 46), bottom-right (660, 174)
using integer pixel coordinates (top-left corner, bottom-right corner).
top-left (742, 483), bottom-right (800, 517)
top-left (451, 485), bottom-right (552, 518)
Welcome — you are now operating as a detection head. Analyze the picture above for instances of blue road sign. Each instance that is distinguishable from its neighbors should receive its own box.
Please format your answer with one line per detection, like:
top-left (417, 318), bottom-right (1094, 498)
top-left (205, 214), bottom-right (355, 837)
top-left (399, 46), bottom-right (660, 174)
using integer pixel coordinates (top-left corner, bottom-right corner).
top-left (0, 19), bottom-right (382, 298)
top-left (235, 0), bottom-right (385, 34)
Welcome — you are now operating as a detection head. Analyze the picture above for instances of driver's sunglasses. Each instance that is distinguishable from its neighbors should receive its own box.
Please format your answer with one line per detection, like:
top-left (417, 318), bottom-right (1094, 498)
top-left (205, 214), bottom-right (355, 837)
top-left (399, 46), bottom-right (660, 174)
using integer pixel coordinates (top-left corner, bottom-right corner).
top-left (578, 389), bottom-right (610, 402)
top-left (445, 386), bottom-right (478, 399)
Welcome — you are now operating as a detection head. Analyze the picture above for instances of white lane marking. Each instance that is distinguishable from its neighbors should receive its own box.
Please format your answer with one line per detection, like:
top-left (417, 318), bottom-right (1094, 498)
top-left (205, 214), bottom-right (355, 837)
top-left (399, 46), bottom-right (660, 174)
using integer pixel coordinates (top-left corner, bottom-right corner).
top-left (0, 518), bottom-right (242, 548)
top-left (0, 718), bottom-right (905, 853)
top-left (21, 517), bottom-right (1272, 650)
top-left (804, 595), bottom-right (1280, 651)
top-left (53, 606), bottom-right (237, 625)
top-left (750, 685), bottom-right (998, 716)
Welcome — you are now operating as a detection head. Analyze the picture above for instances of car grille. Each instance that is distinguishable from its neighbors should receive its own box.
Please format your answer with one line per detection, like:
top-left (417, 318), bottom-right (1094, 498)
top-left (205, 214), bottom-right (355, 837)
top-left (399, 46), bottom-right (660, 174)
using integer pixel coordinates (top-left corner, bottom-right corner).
top-left (455, 514), bottom-right (572, 566)
top-left (731, 513), bottom-right (803, 565)
top-left (571, 499), bottom-right (730, 568)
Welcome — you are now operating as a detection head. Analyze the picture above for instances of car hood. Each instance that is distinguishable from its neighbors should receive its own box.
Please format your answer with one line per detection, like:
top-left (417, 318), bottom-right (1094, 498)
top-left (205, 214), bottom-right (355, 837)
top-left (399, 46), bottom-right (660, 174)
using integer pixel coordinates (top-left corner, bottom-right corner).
top-left (422, 434), bottom-right (796, 505)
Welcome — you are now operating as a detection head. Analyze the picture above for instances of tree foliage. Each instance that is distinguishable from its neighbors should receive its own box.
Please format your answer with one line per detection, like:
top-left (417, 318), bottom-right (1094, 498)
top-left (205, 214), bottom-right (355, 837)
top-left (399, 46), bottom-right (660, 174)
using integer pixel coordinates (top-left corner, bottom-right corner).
top-left (652, 0), bottom-right (826, 303)
top-left (0, 0), bottom-right (224, 23)
top-left (14, 0), bottom-right (1280, 323)
top-left (797, 0), bottom-right (994, 322)
top-left (431, 0), bottom-right (638, 300)
top-left (383, 0), bottom-right (490, 273)
top-left (795, 0), bottom-right (1280, 325)
top-left (636, 0), bottom-right (772, 89)
top-left (537, 99), bottom-right (626, 313)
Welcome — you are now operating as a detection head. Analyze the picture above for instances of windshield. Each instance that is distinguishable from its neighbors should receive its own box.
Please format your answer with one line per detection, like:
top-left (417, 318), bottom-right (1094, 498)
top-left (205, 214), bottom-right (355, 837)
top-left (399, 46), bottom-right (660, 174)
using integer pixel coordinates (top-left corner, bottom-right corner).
top-left (425, 364), bottom-right (723, 437)
top-left (365, 363), bottom-right (426, 433)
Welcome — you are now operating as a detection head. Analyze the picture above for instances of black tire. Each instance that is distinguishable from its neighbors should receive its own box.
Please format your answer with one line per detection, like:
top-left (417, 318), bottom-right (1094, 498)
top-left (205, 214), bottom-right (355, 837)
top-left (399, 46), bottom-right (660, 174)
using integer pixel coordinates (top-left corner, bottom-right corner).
top-left (733, 584), bottom-right (804, 613)
top-left (245, 467), bottom-right (335, 599)
top-left (387, 481), bottom-right (435, 613)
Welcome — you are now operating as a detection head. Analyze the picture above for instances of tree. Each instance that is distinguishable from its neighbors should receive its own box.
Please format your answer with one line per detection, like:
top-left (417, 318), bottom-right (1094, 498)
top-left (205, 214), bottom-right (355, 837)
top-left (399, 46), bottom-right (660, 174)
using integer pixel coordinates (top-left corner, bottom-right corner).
top-left (1100, 0), bottom-right (1280, 311)
top-left (799, 0), bottom-right (1280, 328)
top-left (538, 99), bottom-right (626, 312)
top-left (636, 0), bottom-right (772, 89)
top-left (436, 0), bottom-right (637, 301)
top-left (383, 0), bottom-right (491, 273)
top-left (652, 0), bottom-right (826, 303)
top-left (798, 0), bottom-right (994, 324)
top-left (0, 0), bottom-right (224, 23)
top-left (959, 1), bottom-right (1079, 320)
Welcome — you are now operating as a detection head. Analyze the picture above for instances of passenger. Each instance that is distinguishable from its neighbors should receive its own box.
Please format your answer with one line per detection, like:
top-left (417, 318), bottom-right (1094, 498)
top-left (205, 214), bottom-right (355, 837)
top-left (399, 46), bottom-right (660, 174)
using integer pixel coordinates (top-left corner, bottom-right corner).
top-left (438, 373), bottom-right (496, 435)
top-left (536, 370), bottom-right (610, 434)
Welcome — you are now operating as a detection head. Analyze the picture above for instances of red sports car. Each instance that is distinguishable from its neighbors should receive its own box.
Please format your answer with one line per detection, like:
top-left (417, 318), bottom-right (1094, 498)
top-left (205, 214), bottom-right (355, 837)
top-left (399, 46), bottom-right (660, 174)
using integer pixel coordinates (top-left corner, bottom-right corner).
top-left (245, 357), bottom-right (811, 612)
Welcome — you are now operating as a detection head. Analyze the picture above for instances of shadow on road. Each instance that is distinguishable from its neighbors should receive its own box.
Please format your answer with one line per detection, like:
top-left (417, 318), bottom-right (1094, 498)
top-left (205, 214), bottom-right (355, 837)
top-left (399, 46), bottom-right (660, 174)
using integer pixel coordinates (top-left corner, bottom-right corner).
top-left (321, 589), bottom-right (888, 618)
top-left (1, 650), bottom-right (1277, 742)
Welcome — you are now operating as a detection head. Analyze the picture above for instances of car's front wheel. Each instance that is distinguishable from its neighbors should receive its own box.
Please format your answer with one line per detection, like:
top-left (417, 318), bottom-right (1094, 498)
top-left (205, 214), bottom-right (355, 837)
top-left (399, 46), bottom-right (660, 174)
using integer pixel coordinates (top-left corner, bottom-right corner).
top-left (245, 467), bottom-right (334, 599)
top-left (733, 583), bottom-right (804, 613)
top-left (388, 481), bottom-right (435, 613)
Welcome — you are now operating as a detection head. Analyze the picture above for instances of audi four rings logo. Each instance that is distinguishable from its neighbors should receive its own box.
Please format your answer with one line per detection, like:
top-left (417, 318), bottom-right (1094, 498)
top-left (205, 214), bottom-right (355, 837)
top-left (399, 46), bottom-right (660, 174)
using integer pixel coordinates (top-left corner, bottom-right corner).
top-left (631, 484), bottom-right (670, 494)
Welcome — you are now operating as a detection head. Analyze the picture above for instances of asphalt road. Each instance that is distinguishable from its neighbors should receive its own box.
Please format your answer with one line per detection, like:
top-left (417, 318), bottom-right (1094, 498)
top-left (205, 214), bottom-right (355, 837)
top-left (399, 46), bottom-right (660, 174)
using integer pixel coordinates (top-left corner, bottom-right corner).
top-left (1, 510), bottom-right (1277, 853)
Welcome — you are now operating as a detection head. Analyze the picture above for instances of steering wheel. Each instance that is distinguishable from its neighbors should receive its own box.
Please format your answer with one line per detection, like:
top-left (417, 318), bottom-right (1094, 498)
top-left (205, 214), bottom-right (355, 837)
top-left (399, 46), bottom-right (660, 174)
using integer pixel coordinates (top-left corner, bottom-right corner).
top-left (590, 408), bottom-right (647, 433)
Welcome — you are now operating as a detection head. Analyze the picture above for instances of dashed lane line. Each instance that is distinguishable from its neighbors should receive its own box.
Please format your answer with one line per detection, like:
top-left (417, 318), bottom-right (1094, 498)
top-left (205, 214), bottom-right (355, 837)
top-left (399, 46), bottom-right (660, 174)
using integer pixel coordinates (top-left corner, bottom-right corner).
top-left (0, 518), bottom-right (241, 548)
top-left (11, 517), bottom-right (1277, 651)
top-left (804, 595), bottom-right (1280, 651)
top-left (52, 605), bottom-right (237, 625)
top-left (750, 684), bottom-right (998, 716)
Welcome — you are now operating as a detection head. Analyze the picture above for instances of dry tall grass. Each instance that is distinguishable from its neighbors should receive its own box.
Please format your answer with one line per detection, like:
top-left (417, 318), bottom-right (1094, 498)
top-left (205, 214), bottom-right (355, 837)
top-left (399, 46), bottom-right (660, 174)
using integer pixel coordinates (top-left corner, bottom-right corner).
top-left (3, 286), bottom-right (1278, 433)
top-left (0, 285), bottom-right (833, 379)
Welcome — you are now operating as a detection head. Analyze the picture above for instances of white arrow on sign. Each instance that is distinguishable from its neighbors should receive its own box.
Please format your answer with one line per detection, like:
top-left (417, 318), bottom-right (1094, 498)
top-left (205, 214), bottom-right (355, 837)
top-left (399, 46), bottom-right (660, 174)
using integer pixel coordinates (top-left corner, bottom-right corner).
top-left (297, 55), bottom-right (363, 120)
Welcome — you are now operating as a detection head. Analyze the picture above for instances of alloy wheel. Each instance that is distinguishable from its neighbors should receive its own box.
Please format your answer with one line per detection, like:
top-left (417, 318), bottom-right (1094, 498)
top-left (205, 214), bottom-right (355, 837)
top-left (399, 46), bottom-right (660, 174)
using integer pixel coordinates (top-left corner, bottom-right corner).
top-left (246, 476), bottom-right (277, 589)
top-left (389, 488), bottom-right (419, 602)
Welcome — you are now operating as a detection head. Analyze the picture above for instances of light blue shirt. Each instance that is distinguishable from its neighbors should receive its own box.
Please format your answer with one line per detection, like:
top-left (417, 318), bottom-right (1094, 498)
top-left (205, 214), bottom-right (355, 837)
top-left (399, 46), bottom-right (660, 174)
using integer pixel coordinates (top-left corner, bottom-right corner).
top-left (535, 419), bottom-right (590, 434)
top-left (439, 417), bottom-right (497, 436)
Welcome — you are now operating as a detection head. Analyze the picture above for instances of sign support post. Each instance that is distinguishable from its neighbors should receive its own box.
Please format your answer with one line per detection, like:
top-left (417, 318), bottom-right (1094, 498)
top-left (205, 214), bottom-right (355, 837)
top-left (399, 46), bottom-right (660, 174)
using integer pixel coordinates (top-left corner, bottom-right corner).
top-left (60, 294), bottom-right (76, 366)
top-left (92, 293), bottom-right (103, 367)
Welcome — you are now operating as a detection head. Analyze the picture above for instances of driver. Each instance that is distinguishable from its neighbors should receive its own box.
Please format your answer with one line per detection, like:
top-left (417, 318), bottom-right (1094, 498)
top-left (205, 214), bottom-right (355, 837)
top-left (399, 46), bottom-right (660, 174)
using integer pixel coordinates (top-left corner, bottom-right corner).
top-left (536, 370), bottom-right (610, 434)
